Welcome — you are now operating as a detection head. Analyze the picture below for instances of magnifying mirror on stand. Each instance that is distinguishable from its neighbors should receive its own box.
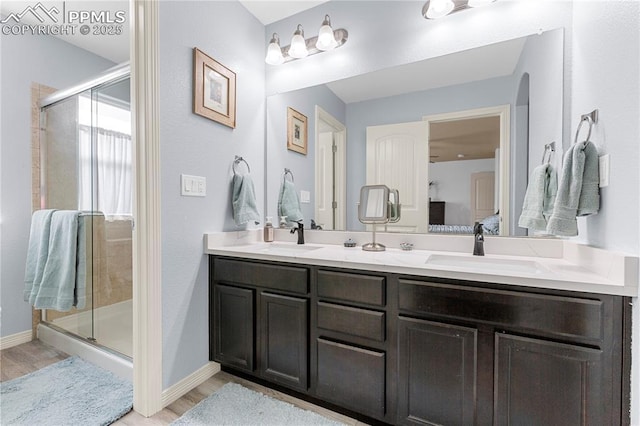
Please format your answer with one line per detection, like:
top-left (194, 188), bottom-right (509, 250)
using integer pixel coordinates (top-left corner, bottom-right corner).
top-left (358, 185), bottom-right (401, 251)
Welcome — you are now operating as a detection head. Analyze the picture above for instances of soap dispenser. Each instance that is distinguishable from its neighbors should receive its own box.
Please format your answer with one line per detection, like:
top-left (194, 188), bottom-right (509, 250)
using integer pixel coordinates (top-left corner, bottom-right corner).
top-left (264, 217), bottom-right (274, 242)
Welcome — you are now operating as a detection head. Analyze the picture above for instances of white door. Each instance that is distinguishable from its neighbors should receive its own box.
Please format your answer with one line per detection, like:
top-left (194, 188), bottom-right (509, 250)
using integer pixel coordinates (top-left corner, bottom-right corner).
top-left (316, 131), bottom-right (334, 229)
top-left (470, 171), bottom-right (495, 224)
top-left (366, 121), bottom-right (429, 233)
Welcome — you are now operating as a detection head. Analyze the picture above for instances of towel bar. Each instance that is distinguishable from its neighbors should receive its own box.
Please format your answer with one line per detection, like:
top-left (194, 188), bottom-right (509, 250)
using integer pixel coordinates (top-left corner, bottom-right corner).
top-left (283, 168), bottom-right (294, 182)
top-left (541, 142), bottom-right (556, 164)
top-left (233, 156), bottom-right (251, 175)
top-left (573, 109), bottom-right (598, 145)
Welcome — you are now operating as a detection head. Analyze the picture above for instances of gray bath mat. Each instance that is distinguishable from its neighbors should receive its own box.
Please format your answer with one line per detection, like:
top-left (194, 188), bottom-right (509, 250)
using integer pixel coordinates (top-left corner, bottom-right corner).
top-left (0, 355), bottom-right (132, 425)
top-left (171, 382), bottom-right (345, 425)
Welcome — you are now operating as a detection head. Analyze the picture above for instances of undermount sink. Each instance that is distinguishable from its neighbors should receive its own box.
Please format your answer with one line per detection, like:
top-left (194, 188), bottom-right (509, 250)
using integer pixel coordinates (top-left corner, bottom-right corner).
top-left (425, 254), bottom-right (545, 274)
top-left (257, 243), bottom-right (323, 255)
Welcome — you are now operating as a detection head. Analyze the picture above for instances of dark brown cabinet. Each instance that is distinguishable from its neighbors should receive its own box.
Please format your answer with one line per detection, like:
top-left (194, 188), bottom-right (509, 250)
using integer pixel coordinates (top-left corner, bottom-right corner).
top-left (397, 317), bottom-right (478, 425)
top-left (211, 284), bottom-right (254, 372)
top-left (260, 292), bottom-right (308, 391)
top-left (494, 333), bottom-right (605, 425)
top-left (210, 257), bottom-right (309, 393)
top-left (429, 201), bottom-right (445, 225)
top-left (210, 256), bottom-right (629, 425)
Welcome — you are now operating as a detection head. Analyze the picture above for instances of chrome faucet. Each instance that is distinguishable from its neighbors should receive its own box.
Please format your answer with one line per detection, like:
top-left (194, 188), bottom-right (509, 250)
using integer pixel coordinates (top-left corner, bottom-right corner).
top-left (290, 221), bottom-right (305, 244)
top-left (473, 222), bottom-right (484, 256)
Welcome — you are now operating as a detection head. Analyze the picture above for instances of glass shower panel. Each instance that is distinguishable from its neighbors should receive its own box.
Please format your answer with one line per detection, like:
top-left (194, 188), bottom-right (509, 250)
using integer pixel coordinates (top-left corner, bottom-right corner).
top-left (41, 89), bottom-right (95, 340)
top-left (91, 76), bottom-right (132, 357)
top-left (40, 75), bottom-right (132, 358)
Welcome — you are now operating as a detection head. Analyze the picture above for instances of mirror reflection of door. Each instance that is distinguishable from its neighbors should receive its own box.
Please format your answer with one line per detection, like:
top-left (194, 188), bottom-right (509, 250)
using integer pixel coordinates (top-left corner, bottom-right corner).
top-left (366, 121), bottom-right (429, 233)
top-left (425, 105), bottom-right (509, 235)
top-left (315, 106), bottom-right (346, 230)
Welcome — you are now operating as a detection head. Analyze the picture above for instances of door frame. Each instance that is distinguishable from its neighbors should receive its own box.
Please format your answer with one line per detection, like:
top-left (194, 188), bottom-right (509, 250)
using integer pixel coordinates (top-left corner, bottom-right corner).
top-left (314, 106), bottom-right (346, 230)
top-left (423, 105), bottom-right (510, 235)
top-left (131, 0), bottom-right (163, 416)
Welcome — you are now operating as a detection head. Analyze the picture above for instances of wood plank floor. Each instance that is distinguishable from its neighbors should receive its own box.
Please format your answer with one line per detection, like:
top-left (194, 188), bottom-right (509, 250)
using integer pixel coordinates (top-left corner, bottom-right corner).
top-left (1, 340), bottom-right (366, 425)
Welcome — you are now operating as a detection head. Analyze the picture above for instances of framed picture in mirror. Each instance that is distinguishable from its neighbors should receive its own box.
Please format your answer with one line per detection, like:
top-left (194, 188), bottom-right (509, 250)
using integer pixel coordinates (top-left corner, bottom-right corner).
top-left (193, 47), bottom-right (236, 128)
top-left (287, 107), bottom-right (307, 155)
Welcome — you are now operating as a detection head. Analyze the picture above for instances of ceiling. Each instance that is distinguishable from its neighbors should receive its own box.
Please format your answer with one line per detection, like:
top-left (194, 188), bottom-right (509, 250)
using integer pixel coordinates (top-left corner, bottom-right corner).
top-left (239, 0), bottom-right (329, 25)
top-left (430, 116), bottom-right (500, 163)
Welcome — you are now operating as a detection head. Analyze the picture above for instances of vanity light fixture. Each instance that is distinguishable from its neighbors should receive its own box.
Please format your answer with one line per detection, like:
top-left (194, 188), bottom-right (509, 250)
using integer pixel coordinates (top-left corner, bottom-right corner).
top-left (422, 0), bottom-right (497, 19)
top-left (265, 15), bottom-right (348, 66)
top-left (288, 24), bottom-right (308, 59)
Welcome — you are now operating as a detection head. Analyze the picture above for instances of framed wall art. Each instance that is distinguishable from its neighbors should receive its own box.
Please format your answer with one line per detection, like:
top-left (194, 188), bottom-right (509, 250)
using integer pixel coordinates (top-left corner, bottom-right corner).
top-left (193, 47), bottom-right (236, 128)
top-left (287, 107), bottom-right (307, 155)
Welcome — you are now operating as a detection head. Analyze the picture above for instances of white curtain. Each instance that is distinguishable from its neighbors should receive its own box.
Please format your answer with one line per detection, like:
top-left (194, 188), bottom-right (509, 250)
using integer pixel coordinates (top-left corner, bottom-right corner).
top-left (78, 126), bottom-right (132, 220)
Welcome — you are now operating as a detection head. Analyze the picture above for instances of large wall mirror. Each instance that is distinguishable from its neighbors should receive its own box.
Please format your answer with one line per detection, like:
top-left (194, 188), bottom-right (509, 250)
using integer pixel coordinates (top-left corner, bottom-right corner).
top-left (266, 29), bottom-right (564, 237)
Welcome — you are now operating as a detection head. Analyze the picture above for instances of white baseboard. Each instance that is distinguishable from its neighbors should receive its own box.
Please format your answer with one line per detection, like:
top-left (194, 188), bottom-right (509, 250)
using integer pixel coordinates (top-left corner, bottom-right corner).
top-left (0, 330), bottom-right (32, 350)
top-left (161, 361), bottom-right (221, 407)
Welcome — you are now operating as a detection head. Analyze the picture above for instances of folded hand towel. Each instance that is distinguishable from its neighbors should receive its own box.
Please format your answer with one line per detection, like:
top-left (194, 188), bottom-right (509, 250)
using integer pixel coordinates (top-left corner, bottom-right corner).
top-left (32, 211), bottom-right (82, 311)
top-left (577, 141), bottom-right (600, 216)
top-left (547, 141), bottom-right (600, 236)
top-left (232, 174), bottom-right (260, 226)
top-left (278, 180), bottom-right (303, 223)
top-left (518, 163), bottom-right (558, 232)
top-left (24, 209), bottom-right (56, 303)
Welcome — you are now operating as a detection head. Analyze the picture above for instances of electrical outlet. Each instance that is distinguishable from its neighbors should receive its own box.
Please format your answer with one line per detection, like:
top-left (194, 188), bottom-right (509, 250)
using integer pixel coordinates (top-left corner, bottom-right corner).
top-left (599, 154), bottom-right (610, 188)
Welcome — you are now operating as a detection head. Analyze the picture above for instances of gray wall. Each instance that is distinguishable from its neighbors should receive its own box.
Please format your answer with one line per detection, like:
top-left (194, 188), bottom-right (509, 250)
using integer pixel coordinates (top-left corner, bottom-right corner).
top-left (266, 85), bottom-right (346, 225)
top-left (158, 1), bottom-right (265, 388)
top-left (0, 31), bottom-right (115, 338)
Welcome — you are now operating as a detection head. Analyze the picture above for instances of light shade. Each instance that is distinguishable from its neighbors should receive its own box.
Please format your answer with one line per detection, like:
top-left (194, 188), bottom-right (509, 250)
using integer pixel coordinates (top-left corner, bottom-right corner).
top-left (316, 15), bottom-right (338, 51)
top-left (265, 33), bottom-right (284, 65)
top-left (468, 0), bottom-right (496, 6)
top-left (424, 0), bottom-right (455, 19)
top-left (288, 25), bottom-right (308, 59)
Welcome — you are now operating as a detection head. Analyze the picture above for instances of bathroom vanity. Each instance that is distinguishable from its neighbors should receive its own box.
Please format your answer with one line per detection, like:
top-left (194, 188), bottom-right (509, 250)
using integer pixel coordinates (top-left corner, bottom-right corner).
top-left (207, 235), bottom-right (634, 425)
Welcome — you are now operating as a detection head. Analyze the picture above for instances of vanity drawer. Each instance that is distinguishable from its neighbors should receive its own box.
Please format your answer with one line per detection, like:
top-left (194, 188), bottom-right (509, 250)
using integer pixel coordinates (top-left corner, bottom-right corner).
top-left (398, 279), bottom-right (603, 342)
top-left (317, 302), bottom-right (386, 342)
top-left (317, 270), bottom-right (385, 306)
top-left (316, 338), bottom-right (386, 419)
top-left (213, 258), bottom-right (308, 295)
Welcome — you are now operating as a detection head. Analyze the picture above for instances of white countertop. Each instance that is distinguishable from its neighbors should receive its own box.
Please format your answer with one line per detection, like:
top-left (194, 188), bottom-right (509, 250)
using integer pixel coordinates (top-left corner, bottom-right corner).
top-left (204, 231), bottom-right (638, 297)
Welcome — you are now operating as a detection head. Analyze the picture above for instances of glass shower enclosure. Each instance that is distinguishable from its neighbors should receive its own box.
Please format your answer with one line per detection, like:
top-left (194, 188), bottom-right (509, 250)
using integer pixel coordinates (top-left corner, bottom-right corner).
top-left (39, 64), bottom-right (132, 358)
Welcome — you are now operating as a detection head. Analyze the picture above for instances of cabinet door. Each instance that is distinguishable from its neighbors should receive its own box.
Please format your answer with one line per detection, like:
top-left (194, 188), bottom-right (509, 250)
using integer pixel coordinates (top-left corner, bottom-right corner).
top-left (494, 333), bottom-right (604, 426)
top-left (260, 292), bottom-right (308, 391)
top-left (212, 284), bottom-right (254, 372)
top-left (398, 317), bottom-right (478, 426)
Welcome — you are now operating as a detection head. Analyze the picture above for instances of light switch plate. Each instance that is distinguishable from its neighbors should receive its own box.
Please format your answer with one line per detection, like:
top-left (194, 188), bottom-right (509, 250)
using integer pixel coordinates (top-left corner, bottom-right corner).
top-left (598, 154), bottom-right (610, 188)
top-left (300, 190), bottom-right (311, 204)
top-left (181, 174), bottom-right (206, 197)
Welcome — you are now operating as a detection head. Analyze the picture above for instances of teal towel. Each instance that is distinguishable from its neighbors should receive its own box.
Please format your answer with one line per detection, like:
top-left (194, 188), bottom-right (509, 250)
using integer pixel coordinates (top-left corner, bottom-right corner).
top-left (31, 211), bottom-right (84, 311)
top-left (547, 141), bottom-right (600, 236)
top-left (518, 163), bottom-right (558, 232)
top-left (278, 180), bottom-right (303, 223)
top-left (232, 174), bottom-right (260, 226)
top-left (24, 209), bottom-right (56, 303)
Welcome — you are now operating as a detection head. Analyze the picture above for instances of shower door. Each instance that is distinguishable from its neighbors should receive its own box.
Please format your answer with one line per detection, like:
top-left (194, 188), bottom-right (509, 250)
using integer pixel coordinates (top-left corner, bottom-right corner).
top-left (40, 75), bottom-right (133, 358)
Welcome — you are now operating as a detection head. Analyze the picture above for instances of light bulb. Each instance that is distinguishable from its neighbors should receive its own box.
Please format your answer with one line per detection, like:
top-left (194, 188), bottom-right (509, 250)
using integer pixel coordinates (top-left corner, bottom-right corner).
top-left (316, 15), bottom-right (338, 51)
top-left (265, 33), bottom-right (284, 65)
top-left (288, 25), bottom-right (308, 59)
top-left (425, 0), bottom-right (455, 19)
top-left (468, 0), bottom-right (496, 7)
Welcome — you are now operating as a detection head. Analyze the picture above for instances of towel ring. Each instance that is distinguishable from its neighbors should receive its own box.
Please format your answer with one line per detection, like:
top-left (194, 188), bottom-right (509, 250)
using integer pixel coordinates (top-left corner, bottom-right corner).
top-left (541, 142), bottom-right (556, 164)
top-left (283, 168), bottom-right (294, 182)
top-left (233, 156), bottom-right (250, 175)
top-left (573, 110), bottom-right (598, 145)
